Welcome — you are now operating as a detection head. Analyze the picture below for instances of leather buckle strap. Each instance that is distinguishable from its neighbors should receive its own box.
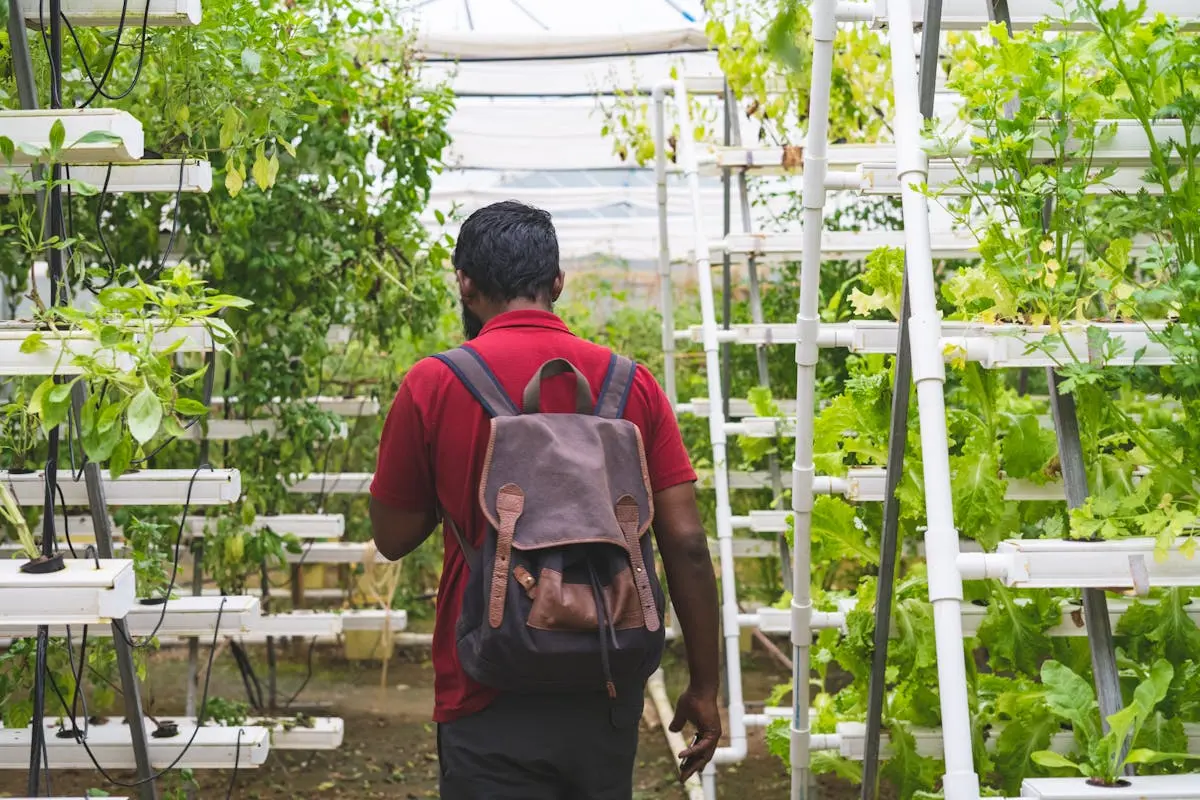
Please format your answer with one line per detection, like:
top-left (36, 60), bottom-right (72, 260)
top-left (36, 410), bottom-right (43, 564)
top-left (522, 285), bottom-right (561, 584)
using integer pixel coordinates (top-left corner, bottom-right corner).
top-left (615, 495), bottom-right (659, 633)
top-left (489, 484), bottom-right (525, 628)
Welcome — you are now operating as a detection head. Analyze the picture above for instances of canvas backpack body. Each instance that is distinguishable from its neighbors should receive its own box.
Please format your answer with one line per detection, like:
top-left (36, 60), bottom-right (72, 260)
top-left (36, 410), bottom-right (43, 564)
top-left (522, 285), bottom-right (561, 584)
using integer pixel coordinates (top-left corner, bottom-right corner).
top-left (433, 346), bottom-right (666, 698)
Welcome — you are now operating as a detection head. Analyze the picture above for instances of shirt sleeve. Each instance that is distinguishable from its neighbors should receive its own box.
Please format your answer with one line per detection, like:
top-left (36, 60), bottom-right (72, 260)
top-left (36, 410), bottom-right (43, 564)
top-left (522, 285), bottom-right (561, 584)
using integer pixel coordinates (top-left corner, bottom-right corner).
top-left (637, 366), bottom-right (697, 493)
top-left (370, 376), bottom-right (438, 512)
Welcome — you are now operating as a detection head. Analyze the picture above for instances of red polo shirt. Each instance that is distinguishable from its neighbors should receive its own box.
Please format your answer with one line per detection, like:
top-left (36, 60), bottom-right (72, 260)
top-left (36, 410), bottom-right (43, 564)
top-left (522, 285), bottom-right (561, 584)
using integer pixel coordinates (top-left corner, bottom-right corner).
top-left (370, 309), bottom-right (696, 722)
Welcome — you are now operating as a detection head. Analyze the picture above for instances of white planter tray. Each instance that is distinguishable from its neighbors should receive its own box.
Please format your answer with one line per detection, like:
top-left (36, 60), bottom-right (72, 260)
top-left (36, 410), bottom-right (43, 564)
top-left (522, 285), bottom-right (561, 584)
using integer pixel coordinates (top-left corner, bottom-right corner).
top-left (0, 558), bottom-right (134, 625)
top-left (711, 231), bottom-right (1157, 265)
top-left (0, 595), bottom-right (257, 638)
top-left (211, 395), bottom-right (380, 417)
top-left (1, 468), bottom-right (241, 507)
top-left (681, 397), bottom-right (800, 419)
top-left (20, 0), bottom-right (200, 25)
top-left (0, 320), bottom-right (218, 376)
top-left (0, 110), bottom-right (143, 165)
top-left (1020, 775), bottom-right (1200, 799)
top-left (236, 609), bottom-right (407, 642)
top-left (829, 721), bottom-right (1200, 762)
top-left (286, 542), bottom-right (394, 565)
top-left (959, 537), bottom-right (1200, 590)
top-left (285, 472), bottom-right (373, 495)
top-left (1, 160), bottom-right (212, 195)
top-left (675, 320), bottom-right (1173, 368)
top-left (695, 469), bottom-right (773, 491)
top-left (189, 514), bottom-right (346, 540)
top-left (182, 418), bottom-right (348, 441)
top-left (0, 718), bottom-right (269, 770)
top-left (149, 716), bottom-right (344, 751)
top-left (897, 0), bottom-right (1200, 31)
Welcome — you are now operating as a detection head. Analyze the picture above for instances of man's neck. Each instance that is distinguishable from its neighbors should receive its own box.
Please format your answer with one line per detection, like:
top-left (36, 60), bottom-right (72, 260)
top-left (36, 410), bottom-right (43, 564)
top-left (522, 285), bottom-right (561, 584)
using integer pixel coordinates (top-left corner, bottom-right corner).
top-left (480, 298), bottom-right (553, 325)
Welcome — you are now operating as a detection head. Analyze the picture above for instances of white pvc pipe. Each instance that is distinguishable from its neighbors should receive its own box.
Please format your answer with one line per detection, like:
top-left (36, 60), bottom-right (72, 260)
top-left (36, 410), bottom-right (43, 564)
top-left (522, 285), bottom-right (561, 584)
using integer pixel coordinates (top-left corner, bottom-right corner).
top-left (646, 669), bottom-right (705, 800)
top-left (672, 76), bottom-right (748, 769)
top-left (653, 82), bottom-right (678, 408)
top-left (884, 0), bottom-right (981, 798)
top-left (788, 1), bottom-right (839, 797)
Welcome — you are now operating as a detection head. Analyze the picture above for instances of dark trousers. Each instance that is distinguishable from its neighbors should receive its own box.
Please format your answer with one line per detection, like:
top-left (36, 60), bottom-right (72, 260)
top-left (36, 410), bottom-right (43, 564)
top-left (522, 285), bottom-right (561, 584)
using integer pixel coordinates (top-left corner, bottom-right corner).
top-left (437, 689), bottom-right (644, 800)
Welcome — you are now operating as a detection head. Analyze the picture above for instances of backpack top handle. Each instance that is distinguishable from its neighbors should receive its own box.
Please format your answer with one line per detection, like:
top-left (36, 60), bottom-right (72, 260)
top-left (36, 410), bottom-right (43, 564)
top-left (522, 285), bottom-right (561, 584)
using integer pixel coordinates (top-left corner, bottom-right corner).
top-left (523, 358), bottom-right (594, 414)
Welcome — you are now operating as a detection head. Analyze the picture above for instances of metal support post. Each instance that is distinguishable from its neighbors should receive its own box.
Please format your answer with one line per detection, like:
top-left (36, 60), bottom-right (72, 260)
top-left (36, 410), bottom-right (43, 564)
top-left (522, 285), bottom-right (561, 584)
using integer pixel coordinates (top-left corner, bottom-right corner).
top-left (1047, 372), bottom-right (1130, 771)
top-left (72, 384), bottom-right (159, 800)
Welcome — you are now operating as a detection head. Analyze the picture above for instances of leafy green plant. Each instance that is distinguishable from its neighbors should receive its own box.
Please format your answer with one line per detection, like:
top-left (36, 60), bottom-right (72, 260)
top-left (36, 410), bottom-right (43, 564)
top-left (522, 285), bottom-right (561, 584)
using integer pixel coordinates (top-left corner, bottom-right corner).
top-left (201, 514), bottom-right (300, 596)
top-left (202, 696), bottom-right (250, 727)
top-left (1033, 659), bottom-right (1200, 783)
top-left (22, 265), bottom-right (250, 478)
top-left (0, 481), bottom-right (38, 560)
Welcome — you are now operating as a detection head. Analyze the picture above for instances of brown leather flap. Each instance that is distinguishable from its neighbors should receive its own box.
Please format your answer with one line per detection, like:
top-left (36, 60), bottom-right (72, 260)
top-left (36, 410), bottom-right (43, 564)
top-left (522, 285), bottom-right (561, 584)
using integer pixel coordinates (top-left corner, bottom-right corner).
top-left (478, 414), bottom-right (654, 550)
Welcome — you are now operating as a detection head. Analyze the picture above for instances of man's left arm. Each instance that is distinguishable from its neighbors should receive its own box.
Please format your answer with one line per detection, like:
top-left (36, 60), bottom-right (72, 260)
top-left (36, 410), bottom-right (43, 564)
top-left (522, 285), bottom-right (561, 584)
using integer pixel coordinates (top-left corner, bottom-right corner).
top-left (369, 379), bottom-right (440, 560)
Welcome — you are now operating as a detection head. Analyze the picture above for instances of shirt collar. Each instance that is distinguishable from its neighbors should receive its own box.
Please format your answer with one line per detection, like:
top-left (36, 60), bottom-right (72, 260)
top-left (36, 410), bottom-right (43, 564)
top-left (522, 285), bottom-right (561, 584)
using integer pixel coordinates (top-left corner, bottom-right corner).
top-left (479, 309), bottom-right (573, 336)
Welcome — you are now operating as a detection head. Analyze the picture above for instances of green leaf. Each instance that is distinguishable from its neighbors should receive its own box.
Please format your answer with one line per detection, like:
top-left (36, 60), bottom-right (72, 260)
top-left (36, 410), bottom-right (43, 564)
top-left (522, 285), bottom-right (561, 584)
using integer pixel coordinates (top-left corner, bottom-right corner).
top-left (1100, 659), bottom-right (1172, 773)
top-left (1002, 413), bottom-right (1056, 481)
top-left (73, 130), bottom-right (124, 146)
top-left (97, 399), bottom-right (124, 434)
top-left (252, 150), bottom-right (270, 188)
top-left (1031, 751), bottom-right (1085, 773)
top-left (174, 397), bottom-right (209, 417)
top-left (97, 287), bottom-right (142, 312)
top-left (1040, 660), bottom-right (1101, 747)
top-left (880, 722), bottom-right (942, 799)
top-left (225, 164), bottom-right (244, 197)
top-left (0, 136), bottom-right (14, 163)
top-left (206, 294), bottom-right (253, 309)
top-left (128, 387), bottom-right (163, 445)
top-left (994, 694), bottom-right (1057, 794)
top-left (1124, 749), bottom-right (1200, 766)
top-left (42, 381), bottom-right (74, 431)
top-left (109, 434), bottom-right (132, 479)
top-left (977, 586), bottom-right (1058, 676)
top-left (28, 378), bottom-right (53, 418)
top-left (48, 119), bottom-right (65, 152)
top-left (19, 332), bottom-right (47, 354)
top-left (950, 430), bottom-right (1006, 548)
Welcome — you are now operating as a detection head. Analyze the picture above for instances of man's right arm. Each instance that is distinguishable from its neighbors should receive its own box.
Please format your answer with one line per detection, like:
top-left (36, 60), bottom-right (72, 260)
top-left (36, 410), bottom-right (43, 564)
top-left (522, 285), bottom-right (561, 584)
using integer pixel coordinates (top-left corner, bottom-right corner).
top-left (653, 481), bottom-right (722, 780)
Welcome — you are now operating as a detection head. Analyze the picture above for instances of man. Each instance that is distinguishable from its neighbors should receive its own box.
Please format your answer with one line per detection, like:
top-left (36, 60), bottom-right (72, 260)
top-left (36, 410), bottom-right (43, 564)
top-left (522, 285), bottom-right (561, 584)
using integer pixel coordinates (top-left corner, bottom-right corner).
top-left (369, 201), bottom-right (721, 800)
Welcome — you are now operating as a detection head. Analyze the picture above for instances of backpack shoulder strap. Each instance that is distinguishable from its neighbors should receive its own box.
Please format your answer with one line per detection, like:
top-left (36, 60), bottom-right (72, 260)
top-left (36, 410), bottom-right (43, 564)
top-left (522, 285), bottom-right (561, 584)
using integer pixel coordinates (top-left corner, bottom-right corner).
top-left (594, 353), bottom-right (638, 419)
top-left (432, 345), bottom-right (518, 418)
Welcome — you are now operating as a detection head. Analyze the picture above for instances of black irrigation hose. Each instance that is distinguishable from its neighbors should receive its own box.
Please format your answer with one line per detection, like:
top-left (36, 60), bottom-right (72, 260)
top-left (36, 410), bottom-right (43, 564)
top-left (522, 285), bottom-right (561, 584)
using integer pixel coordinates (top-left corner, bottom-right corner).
top-left (55, 483), bottom-right (78, 559)
top-left (281, 637), bottom-right (319, 709)
top-left (225, 727), bottom-right (243, 799)
top-left (60, 0), bottom-right (153, 106)
top-left (118, 464), bottom-right (215, 649)
top-left (43, 599), bottom-right (229, 788)
top-left (228, 639), bottom-right (266, 711)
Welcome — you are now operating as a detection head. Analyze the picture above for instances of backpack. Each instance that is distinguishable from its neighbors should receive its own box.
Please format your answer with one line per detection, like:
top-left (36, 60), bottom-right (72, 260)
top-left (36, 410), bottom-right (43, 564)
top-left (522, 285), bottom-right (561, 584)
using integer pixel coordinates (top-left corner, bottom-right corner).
top-left (433, 345), bottom-right (666, 699)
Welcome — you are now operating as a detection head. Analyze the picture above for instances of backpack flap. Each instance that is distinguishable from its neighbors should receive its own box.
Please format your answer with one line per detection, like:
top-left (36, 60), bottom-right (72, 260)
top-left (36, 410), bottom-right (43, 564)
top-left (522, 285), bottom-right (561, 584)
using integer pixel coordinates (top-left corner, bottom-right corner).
top-left (478, 413), bottom-right (658, 632)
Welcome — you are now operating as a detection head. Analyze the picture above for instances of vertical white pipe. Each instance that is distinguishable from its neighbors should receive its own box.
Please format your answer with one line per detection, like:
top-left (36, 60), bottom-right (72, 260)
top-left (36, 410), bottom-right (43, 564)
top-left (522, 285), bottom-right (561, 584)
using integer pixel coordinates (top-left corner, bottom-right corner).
top-left (653, 82), bottom-right (678, 408)
top-left (789, 2), bottom-right (839, 798)
top-left (884, 2), bottom-right (980, 799)
top-left (673, 77), bottom-right (748, 767)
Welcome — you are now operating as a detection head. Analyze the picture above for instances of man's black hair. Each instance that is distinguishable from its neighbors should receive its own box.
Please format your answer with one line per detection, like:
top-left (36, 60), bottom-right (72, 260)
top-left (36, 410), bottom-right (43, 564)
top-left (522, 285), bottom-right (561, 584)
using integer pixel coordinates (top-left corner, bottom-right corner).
top-left (453, 201), bottom-right (560, 302)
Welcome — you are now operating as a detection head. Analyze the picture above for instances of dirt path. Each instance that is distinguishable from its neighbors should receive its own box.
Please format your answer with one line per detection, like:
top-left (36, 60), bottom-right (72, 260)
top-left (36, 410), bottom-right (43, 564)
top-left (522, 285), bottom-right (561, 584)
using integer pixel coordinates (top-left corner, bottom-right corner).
top-left (0, 644), bottom-right (867, 799)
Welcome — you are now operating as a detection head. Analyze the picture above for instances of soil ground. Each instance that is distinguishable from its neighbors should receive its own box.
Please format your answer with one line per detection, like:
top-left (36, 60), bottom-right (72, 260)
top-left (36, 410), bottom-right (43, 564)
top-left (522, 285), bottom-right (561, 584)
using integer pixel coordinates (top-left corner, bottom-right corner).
top-left (0, 641), bottom-right (874, 800)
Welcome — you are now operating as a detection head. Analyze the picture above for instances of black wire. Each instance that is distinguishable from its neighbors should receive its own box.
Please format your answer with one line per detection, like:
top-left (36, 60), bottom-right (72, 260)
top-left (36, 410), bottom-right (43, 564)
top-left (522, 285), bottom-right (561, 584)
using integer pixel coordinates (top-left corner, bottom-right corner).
top-left (225, 728), bottom-right (243, 799)
top-left (54, 483), bottom-right (78, 558)
top-left (144, 158), bottom-right (187, 283)
top-left (228, 639), bottom-right (265, 711)
top-left (281, 637), bottom-right (319, 709)
top-left (88, 165), bottom-right (119, 294)
top-left (47, 599), bottom-right (229, 788)
top-left (62, 0), bottom-right (153, 107)
top-left (84, 544), bottom-right (100, 569)
top-left (118, 464), bottom-right (214, 648)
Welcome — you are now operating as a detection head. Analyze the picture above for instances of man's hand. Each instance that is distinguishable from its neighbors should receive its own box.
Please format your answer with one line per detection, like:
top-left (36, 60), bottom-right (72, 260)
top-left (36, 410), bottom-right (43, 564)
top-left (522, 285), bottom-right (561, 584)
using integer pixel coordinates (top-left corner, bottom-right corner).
top-left (670, 684), bottom-right (722, 782)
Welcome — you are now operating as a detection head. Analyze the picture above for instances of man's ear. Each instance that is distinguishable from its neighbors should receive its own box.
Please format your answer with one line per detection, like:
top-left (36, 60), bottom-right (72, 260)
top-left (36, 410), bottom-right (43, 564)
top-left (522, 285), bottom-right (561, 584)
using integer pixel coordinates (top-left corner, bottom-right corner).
top-left (457, 270), bottom-right (476, 301)
top-left (550, 271), bottom-right (564, 302)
